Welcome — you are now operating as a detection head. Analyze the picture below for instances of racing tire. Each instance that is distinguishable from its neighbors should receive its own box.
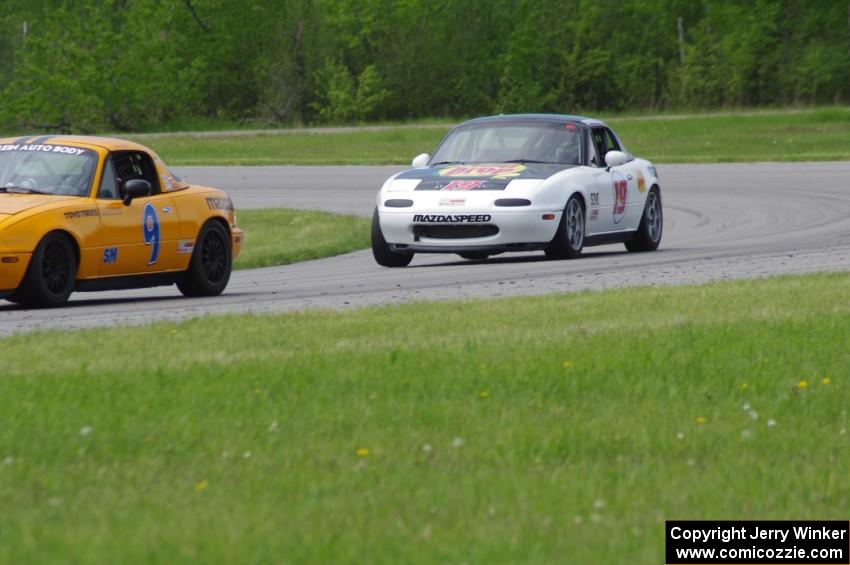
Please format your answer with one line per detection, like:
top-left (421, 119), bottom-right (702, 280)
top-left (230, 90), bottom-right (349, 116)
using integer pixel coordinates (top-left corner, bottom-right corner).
top-left (459, 252), bottom-right (490, 261)
top-left (371, 209), bottom-right (413, 267)
top-left (14, 232), bottom-right (77, 308)
top-left (625, 187), bottom-right (662, 252)
top-left (177, 221), bottom-right (232, 297)
top-left (545, 194), bottom-right (585, 260)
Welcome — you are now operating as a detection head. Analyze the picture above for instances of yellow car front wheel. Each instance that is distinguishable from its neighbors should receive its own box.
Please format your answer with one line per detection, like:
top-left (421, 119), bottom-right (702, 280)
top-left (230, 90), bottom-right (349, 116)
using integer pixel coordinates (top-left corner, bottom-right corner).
top-left (14, 232), bottom-right (77, 308)
top-left (177, 221), bottom-right (232, 297)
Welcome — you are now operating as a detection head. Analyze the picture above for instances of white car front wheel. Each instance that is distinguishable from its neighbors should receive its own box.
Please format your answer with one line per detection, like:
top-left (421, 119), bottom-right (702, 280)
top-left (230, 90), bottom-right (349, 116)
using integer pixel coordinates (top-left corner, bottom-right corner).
top-left (545, 195), bottom-right (584, 260)
top-left (371, 209), bottom-right (414, 267)
top-left (625, 187), bottom-right (662, 252)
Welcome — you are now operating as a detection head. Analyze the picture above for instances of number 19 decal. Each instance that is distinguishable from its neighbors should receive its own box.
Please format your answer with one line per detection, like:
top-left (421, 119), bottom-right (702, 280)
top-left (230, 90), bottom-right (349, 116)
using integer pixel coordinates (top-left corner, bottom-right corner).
top-left (143, 202), bottom-right (160, 265)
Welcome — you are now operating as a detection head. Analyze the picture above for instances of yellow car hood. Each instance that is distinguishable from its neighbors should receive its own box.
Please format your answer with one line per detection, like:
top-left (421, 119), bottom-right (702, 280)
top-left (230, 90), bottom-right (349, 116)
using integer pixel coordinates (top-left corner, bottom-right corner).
top-left (0, 194), bottom-right (77, 215)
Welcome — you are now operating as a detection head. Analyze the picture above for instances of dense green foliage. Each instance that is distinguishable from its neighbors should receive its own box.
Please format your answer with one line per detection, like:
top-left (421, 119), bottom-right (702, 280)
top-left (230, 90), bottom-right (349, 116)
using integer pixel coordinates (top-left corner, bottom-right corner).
top-left (1, 1), bottom-right (849, 132)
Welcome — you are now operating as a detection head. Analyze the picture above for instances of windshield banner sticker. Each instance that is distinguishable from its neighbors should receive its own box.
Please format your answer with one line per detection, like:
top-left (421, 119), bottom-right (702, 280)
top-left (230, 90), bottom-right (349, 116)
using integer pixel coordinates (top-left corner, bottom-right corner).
top-left (0, 144), bottom-right (88, 156)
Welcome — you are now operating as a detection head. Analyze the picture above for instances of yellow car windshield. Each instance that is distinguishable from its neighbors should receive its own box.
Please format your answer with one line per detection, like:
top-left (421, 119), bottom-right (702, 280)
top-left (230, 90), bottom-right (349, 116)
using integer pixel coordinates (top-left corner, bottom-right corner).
top-left (0, 145), bottom-right (97, 197)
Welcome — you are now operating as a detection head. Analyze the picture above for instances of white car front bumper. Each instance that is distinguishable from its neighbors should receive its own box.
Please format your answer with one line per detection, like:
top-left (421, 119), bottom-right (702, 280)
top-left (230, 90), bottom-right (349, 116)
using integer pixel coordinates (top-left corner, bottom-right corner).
top-left (378, 207), bottom-right (562, 253)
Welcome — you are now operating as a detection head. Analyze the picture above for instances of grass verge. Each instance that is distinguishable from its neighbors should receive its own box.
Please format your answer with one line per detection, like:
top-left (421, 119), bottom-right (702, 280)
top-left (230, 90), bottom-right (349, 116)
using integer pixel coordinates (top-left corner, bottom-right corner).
top-left (0, 273), bottom-right (848, 563)
top-left (234, 208), bottom-right (369, 270)
top-left (608, 106), bottom-right (850, 163)
top-left (132, 127), bottom-right (447, 166)
top-left (131, 106), bottom-right (850, 165)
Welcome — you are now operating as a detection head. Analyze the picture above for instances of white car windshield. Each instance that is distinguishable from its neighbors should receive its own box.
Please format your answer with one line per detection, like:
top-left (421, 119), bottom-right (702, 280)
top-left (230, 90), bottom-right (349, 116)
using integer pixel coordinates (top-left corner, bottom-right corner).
top-left (431, 122), bottom-right (583, 165)
top-left (0, 144), bottom-right (98, 197)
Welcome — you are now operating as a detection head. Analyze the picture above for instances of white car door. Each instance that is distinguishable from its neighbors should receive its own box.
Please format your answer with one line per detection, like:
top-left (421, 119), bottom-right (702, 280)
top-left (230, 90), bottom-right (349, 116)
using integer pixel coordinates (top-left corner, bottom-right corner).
top-left (584, 167), bottom-right (614, 235)
top-left (589, 127), bottom-right (643, 232)
top-left (622, 161), bottom-right (648, 231)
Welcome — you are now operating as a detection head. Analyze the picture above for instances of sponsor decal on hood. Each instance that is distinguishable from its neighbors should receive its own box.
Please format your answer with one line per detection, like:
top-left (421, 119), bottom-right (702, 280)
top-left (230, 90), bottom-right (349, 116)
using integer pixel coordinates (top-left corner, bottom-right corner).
top-left (396, 162), bottom-right (576, 191)
top-left (438, 163), bottom-right (526, 179)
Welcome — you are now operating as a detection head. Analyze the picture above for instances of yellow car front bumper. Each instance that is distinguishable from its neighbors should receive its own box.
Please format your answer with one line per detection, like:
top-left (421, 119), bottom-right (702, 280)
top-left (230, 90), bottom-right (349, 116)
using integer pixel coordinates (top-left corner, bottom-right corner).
top-left (0, 252), bottom-right (31, 293)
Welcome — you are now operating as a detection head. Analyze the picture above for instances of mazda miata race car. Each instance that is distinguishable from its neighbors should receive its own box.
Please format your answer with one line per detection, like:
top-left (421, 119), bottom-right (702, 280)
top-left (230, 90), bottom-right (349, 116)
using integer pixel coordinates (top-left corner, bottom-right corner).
top-left (0, 135), bottom-right (243, 307)
top-left (371, 114), bottom-right (662, 266)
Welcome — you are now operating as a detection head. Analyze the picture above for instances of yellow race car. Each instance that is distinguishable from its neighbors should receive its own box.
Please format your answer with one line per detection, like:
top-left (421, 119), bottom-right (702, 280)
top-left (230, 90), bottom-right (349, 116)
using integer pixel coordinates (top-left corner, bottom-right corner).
top-left (0, 135), bottom-right (243, 307)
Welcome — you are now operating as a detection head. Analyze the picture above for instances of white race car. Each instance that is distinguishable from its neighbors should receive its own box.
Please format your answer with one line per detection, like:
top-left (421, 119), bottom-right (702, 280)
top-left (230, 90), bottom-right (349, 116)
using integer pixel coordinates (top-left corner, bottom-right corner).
top-left (371, 114), bottom-right (662, 266)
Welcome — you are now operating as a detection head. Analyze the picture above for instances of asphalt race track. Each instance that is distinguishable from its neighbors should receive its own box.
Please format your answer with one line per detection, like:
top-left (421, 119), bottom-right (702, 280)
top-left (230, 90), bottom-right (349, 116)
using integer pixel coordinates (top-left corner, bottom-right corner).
top-left (1, 162), bottom-right (849, 335)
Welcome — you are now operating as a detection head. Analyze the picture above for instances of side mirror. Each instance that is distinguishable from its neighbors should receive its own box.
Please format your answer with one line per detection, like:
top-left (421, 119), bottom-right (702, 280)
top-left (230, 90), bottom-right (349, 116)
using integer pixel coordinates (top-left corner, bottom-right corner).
top-left (604, 150), bottom-right (628, 168)
top-left (411, 153), bottom-right (430, 168)
top-left (121, 179), bottom-right (152, 206)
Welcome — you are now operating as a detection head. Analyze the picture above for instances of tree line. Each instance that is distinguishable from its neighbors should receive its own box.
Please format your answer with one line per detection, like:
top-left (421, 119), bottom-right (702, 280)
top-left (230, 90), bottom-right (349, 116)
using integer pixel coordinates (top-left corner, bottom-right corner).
top-left (0, 0), bottom-right (848, 133)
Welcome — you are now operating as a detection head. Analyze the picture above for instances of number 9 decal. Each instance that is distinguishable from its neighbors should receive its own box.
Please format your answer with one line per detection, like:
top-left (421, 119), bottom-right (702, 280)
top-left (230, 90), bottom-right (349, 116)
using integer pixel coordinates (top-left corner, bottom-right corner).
top-left (143, 202), bottom-right (160, 265)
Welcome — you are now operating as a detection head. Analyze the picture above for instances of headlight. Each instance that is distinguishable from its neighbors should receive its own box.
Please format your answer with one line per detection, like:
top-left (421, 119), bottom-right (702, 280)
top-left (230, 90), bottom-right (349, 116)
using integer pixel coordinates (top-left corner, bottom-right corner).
top-left (505, 179), bottom-right (544, 192)
top-left (387, 179), bottom-right (421, 192)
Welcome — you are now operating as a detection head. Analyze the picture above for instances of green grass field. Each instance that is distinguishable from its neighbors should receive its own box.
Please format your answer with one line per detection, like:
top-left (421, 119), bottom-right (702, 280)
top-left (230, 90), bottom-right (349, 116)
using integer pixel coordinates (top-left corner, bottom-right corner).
top-left (609, 107), bottom-right (850, 163)
top-left (234, 208), bottom-right (369, 270)
top-left (132, 106), bottom-right (850, 165)
top-left (1, 273), bottom-right (847, 563)
top-left (132, 127), bottom-right (447, 166)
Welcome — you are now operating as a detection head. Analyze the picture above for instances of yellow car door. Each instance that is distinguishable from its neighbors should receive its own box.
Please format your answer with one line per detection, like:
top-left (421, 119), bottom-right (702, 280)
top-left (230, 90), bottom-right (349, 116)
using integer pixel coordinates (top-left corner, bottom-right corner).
top-left (95, 152), bottom-right (180, 276)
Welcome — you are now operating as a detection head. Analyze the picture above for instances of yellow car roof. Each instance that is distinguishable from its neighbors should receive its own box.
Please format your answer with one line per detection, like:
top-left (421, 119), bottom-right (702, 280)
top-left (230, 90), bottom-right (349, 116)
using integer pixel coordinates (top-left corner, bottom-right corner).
top-left (0, 135), bottom-right (152, 153)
